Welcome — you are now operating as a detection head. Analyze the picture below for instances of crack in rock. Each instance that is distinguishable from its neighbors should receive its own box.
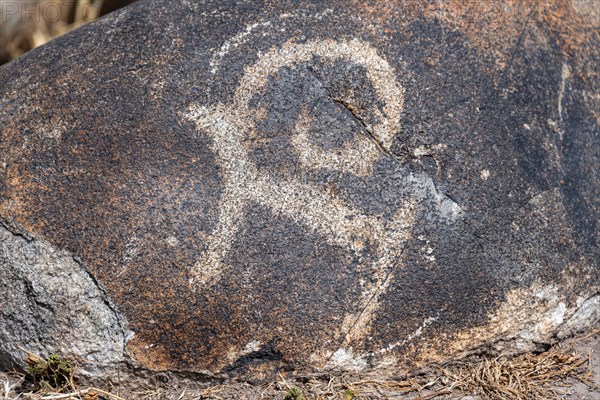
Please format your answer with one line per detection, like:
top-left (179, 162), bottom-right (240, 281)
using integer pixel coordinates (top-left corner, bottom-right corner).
top-left (331, 97), bottom-right (402, 163)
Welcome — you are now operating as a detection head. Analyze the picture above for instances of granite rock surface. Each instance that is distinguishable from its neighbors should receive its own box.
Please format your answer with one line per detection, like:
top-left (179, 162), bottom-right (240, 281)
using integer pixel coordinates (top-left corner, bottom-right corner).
top-left (0, 0), bottom-right (598, 379)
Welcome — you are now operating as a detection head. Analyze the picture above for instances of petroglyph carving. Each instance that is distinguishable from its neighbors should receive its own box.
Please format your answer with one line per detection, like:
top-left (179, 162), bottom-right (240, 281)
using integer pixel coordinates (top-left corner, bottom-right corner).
top-left (185, 38), bottom-right (414, 346)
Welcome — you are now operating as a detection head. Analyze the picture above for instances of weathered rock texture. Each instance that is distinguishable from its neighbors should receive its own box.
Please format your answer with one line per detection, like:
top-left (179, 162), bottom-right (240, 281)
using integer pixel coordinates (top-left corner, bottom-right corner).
top-left (0, 223), bottom-right (126, 376)
top-left (0, 0), bottom-right (598, 380)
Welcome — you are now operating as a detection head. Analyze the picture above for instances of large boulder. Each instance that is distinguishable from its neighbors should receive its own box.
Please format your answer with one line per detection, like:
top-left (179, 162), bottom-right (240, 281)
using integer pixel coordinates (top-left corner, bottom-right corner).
top-left (1, 0), bottom-right (598, 381)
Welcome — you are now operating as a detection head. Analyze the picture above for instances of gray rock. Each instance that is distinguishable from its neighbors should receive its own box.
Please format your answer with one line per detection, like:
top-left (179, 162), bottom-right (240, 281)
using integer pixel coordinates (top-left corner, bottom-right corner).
top-left (0, 222), bottom-right (126, 377)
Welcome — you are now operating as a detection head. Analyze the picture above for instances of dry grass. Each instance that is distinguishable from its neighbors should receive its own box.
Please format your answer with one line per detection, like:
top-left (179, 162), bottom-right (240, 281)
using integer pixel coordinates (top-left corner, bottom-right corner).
top-left (0, 0), bottom-right (103, 64)
top-left (0, 369), bottom-right (124, 400)
top-left (1, 346), bottom-right (125, 400)
top-left (1, 369), bottom-right (429, 400)
top-left (113, 346), bottom-right (597, 400)
top-left (442, 349), bottom-right (597, 400)
top-left (1, 339), bottom-right (597, 400)
top-left (0, 0), bottom-right (143, 65)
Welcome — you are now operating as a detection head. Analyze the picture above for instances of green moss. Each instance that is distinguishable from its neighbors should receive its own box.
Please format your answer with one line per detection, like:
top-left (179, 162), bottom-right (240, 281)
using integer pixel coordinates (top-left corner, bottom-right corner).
top-left (283, 387), bottom-right (304, 400)
top-left (26, 353), bottom-right (73, 390)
